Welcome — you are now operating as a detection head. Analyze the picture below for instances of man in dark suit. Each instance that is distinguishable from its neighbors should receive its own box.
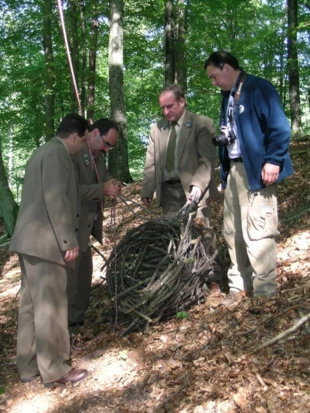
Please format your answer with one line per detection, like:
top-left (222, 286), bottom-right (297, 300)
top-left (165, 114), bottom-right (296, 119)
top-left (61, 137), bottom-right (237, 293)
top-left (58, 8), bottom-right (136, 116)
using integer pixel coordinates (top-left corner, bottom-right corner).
top-left (10, 114), bottom-right (90, 387)
top-left (67, 118), bottom-right (122, 328)
top-left (141, 84), bottom-right (222, 293)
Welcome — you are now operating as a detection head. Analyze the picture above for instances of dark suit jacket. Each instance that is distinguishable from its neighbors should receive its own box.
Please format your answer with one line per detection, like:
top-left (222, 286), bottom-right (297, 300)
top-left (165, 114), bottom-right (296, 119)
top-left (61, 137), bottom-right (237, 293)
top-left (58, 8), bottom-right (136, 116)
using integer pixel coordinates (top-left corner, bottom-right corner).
top-left (72, 142), bottom-right (112, 251)
top-left (10, 137), bottom-right (79, 267)
top-left (141, 109), bottom-right (219, 206)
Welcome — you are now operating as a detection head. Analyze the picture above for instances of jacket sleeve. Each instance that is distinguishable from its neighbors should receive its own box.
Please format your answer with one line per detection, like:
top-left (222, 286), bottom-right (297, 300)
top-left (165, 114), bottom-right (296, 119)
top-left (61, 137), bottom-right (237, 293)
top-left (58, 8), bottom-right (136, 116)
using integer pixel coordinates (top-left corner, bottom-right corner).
top-left (254, 80), bottom-right (291, 167)
top-left (42, 146), bottom-right (78, 251)
top-left (190, 117), bottom-right (217, 193)
top-left (141, 125), bottom-right (156, 199)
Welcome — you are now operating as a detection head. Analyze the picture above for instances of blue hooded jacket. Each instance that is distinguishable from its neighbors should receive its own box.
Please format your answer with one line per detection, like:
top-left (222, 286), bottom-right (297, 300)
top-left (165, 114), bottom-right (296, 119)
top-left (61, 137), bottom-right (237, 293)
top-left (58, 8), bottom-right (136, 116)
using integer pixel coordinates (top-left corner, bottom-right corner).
top-left (219, 72), bottom-right (294, 190)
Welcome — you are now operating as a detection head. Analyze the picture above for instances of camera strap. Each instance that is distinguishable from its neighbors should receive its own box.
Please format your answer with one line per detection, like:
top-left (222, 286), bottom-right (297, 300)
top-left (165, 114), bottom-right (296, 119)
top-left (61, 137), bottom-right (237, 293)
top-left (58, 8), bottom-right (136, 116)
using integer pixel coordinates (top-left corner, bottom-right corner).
top-left (226, 71), bottom-right (247, 125)
top-left (234, 71), bottom-right (247, 104)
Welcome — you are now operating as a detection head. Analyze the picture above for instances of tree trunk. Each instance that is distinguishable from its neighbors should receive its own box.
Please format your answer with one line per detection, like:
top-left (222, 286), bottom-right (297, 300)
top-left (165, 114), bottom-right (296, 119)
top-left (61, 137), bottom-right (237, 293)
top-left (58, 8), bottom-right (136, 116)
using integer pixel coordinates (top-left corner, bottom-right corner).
top-left (87, 0), bottom-right (99, 124)
top-left (68, 0), bottom-right (79, 113)
top-left (43, 0), bottom-right (56, 141)
top-left (164, 0), bottom-right (175, 86)
top-left (80, 0), bottom-right (87, 115)
top-left (287, 0), bottom-right (302, 134)
top-left (174, 0), bottom-right (187, 92)
top-left (0, 144), bottom-right (19, 237)
top-left (108, 0), bottom-right (133, 183)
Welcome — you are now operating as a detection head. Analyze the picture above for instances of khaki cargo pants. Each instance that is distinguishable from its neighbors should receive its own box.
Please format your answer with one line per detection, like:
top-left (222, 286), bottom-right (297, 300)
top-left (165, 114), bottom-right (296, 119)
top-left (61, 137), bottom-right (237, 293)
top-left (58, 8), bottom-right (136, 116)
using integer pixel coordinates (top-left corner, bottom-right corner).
top-left (223, 161), bottom-right (278, 297)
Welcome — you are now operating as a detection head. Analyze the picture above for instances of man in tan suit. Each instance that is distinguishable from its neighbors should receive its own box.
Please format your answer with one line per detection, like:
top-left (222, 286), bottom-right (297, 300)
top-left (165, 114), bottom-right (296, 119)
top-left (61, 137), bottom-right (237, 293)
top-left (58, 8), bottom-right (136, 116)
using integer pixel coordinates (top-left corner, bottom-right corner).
top-left (10, 114), bottom-right (90, 387)
top-left (141, 84), bottom-right (222, 292)
top-left (141, 84), bottom-right (219, 219)
top-left (67, 118), bottom-right (122, 328)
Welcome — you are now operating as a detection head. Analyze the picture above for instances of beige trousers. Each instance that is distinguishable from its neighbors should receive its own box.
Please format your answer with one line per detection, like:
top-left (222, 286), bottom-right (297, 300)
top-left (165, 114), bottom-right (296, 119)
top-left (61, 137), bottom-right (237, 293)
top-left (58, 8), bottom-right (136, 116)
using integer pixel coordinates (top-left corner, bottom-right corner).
top-left (17, 254), bottom-right (71, 384)
top-left (223, 162), bottom-right (278, 296)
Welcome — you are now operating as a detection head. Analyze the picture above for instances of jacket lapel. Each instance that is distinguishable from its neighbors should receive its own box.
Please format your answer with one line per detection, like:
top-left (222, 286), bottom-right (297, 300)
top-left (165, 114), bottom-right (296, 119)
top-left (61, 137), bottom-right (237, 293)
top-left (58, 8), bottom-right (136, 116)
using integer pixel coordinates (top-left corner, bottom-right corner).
top-left (177, 110), bottom-right (192, 163)
top-left (156, 121), bottom-right (169, 169)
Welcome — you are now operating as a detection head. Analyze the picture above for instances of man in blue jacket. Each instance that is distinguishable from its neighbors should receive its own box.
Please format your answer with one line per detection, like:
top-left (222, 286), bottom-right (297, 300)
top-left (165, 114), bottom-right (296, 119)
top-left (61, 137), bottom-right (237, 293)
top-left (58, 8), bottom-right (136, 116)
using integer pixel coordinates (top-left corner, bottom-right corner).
top-left (204, 51), bottom-right (294, 305)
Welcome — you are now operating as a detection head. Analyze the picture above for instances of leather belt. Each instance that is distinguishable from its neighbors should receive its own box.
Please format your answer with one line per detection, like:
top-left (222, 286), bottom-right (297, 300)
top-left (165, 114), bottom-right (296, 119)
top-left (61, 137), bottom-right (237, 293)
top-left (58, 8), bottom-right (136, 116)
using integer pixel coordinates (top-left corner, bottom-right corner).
top-left (165, 179), bottom-right (181, 185)
top-left (231, 157), bottom-right (243, 163)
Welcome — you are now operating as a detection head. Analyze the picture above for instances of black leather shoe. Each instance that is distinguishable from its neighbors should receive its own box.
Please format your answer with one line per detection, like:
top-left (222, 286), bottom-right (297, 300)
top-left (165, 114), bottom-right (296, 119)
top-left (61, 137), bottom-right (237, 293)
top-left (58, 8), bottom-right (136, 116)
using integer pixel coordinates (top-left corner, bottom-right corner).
top-left (44, 368), bottom-right (88, 387)
top-left (20, 373), bottom-right (40, 383)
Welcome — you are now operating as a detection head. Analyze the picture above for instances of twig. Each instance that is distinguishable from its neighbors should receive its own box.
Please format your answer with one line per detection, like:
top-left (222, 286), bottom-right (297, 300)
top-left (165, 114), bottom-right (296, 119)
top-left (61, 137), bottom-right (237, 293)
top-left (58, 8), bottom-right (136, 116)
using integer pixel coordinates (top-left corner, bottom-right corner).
top-left (91, 244), bottom-right (108, 263)
top-left (249, 312), bottom-right (310, 355)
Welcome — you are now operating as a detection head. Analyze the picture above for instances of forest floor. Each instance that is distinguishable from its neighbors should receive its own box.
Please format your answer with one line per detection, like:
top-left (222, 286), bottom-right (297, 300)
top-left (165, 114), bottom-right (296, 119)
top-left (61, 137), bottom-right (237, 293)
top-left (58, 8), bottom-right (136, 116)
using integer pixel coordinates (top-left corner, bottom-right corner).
top-left (0, 142), bottom-right (310, 413)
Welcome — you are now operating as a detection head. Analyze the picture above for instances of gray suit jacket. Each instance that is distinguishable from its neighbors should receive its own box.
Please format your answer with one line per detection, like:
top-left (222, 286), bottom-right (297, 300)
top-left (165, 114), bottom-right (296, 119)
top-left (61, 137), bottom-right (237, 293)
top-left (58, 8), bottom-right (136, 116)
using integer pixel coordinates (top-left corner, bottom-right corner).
top-left (72, 142), bottom-right (112, 251)
top-left (10, 137), bottom-right (79, 267)
top-left (141, 109), bottom-right (219, 206)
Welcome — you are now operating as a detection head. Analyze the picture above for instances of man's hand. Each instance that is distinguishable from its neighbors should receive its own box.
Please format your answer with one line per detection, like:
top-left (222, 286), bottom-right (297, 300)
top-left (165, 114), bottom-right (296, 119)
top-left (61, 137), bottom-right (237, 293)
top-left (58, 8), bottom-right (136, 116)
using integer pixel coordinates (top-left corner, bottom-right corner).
top-left (64, 247), bottom-right (79, 262)
top-left (142, 197), bottom-right (152, 209)
top-left (103, 179), bottom-right (122, 198)
top-left (188, 186), bottom-right (202, 202)
top-left (262, 163), bottom-right (280, 186)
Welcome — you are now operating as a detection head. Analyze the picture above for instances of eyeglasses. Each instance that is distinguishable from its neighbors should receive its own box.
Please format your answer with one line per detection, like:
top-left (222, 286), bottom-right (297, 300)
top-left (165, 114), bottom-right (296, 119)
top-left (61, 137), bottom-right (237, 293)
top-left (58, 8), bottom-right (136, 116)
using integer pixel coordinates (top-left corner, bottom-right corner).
top-left (102, 136), bottom-right (115, 150)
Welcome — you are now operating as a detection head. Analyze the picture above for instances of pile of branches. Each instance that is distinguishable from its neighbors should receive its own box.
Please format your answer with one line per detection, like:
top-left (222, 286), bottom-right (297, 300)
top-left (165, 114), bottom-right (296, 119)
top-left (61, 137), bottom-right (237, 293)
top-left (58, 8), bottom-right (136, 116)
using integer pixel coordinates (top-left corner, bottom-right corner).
top-left (105, 214), bottom-right (219, 336)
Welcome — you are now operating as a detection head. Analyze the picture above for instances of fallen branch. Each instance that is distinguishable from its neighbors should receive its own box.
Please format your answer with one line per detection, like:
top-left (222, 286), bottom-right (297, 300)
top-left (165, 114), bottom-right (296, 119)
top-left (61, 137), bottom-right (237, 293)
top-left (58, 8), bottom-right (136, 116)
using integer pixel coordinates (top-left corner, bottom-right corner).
top-left (249, 312), bottom-right (310, 355)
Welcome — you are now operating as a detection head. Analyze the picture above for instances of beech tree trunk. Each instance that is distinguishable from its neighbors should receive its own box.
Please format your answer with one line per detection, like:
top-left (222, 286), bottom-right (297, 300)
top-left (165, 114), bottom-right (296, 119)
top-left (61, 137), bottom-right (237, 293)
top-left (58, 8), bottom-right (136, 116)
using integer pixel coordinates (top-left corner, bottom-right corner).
top-left (0, 144), bottom-right (19, 237)
top-left (108, 0), bottom-right (133, 182)
top-left (287, 0), bottom-right (302, 133)
top-left (87, 0), bottom-right (99, 124)
top-left (164, 0), bottom-right (175, 86)
top-left (43, 0), bottom-right (55, 141)
top-left (175, 0), bottom-right (187, 92)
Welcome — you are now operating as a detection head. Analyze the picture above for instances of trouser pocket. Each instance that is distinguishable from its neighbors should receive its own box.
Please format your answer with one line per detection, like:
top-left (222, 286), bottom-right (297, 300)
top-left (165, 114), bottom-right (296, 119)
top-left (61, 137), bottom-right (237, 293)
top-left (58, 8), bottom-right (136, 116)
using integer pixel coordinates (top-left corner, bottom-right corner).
top-left (247, 188), bottom-right (278, 241)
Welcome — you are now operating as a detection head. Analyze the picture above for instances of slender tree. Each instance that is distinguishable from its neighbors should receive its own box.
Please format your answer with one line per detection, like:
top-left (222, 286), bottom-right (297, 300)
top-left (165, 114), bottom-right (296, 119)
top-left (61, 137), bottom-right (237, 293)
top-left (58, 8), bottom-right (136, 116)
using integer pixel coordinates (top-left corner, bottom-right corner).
top-left (287, 0), bottom-right (302, 133)
top-left (0, 143), bottom-right (19, 237)
top-left (164, 0), bottom-right (175, 85)
top-left (174, 0), bottom-right (187, 91)
top-left (87, 0), bottom-right (99, 123)
top-left (108, 0), bottom-right (133, 182)
top-left (43, 0), bottom-right (56, 140)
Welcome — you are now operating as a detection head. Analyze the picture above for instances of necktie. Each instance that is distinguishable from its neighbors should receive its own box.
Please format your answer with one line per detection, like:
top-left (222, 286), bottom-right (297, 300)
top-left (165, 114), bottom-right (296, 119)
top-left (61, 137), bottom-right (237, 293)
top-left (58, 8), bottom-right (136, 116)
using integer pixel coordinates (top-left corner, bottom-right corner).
top-left (165, 123), bottom-right (177, 172)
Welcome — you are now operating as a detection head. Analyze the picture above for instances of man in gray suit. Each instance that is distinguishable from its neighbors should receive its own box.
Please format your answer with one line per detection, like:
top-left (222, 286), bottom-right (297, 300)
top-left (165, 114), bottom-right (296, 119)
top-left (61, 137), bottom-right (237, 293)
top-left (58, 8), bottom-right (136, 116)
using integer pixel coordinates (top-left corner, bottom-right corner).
top-left (141, 84), bottom-right (222, 293)
top-left (141, 84), bottom-right (219, 220)
top-left (10, 114), bottom-right (90, 387)
top-left (67, 118), bottom-right (122, 328)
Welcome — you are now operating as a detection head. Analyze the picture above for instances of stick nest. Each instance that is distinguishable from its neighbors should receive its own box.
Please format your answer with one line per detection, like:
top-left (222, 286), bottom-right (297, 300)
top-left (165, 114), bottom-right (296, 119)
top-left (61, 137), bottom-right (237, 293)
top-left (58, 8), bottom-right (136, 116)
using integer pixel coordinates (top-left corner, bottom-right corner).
top-left (105, 215), bottom-right (218, 336)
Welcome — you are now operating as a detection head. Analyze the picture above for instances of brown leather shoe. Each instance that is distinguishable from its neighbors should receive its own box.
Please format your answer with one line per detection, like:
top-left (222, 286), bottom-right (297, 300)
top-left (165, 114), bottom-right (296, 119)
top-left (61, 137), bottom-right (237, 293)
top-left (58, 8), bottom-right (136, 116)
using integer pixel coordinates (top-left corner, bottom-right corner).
top-left (44, 368), bottom-right (88, 387)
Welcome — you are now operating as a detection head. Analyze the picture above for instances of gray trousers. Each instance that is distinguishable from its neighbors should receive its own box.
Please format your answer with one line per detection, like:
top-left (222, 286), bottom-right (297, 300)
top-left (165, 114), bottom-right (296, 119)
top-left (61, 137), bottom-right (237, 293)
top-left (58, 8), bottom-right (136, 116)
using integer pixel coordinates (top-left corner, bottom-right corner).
top-left (67, 246), bottom-right (93, 325)
top-left (17, 254), bottom-right (71, 384)
top-left (223, 162), bottom-right (278, 296)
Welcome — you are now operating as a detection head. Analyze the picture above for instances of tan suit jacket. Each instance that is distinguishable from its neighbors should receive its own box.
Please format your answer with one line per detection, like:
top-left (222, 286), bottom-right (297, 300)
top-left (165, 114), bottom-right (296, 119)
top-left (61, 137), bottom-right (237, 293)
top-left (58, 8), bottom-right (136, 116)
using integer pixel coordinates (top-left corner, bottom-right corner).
top-left (10, 137), bottom-right (79, 267)
top-left (72, 142), bottom-right (112, 251)
top-left (141, 109), bottom-right (219, 207)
